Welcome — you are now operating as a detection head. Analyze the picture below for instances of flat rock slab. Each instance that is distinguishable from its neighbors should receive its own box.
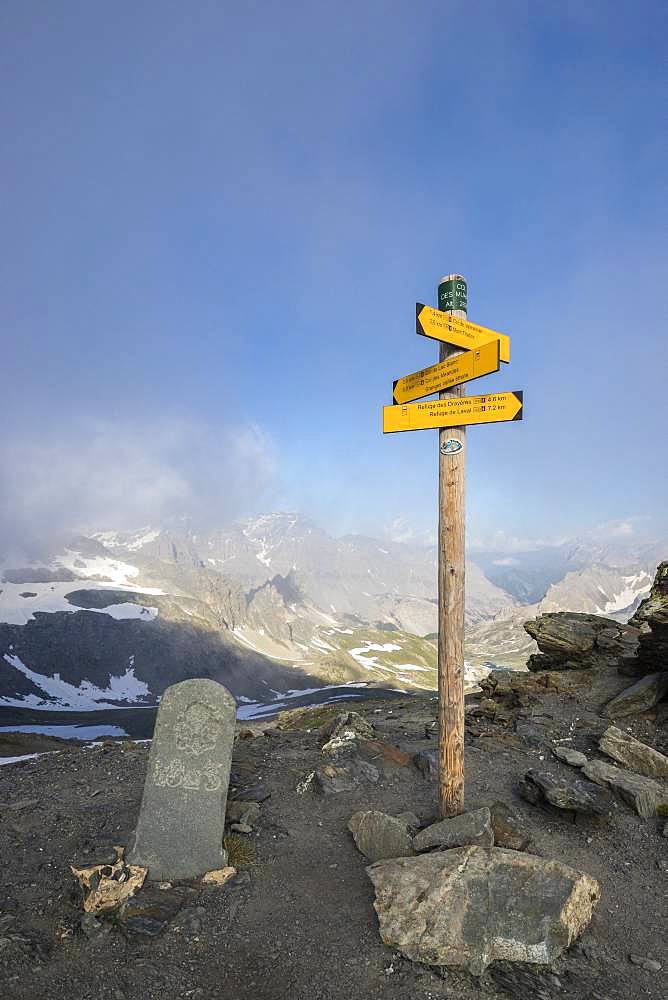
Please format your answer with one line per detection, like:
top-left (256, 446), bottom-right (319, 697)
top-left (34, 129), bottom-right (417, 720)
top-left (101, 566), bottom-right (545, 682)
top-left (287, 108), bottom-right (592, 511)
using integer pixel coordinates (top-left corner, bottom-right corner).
top-left (582, 758), bottom-right (668, 819)
top-left (348, 810), bottom-right (414, 863)
top-left (314, 759), bottom-right (379, 794)
top-left (603, 672), bottom-right (668, 719)
top-left (519, 769), bottom-right (611, 816)
top-left (413, 807), bottom-right (493, 852)
top-left (553, 747), bottom-right (588, 768)
top-left (128, 679), bottom-right (236, 881)
top-left (358, 738), bottom-right (412, 767)
top-left (367, 846), bottom-right (600, 975)
top-left (599, 725), bottom-right (668, 779)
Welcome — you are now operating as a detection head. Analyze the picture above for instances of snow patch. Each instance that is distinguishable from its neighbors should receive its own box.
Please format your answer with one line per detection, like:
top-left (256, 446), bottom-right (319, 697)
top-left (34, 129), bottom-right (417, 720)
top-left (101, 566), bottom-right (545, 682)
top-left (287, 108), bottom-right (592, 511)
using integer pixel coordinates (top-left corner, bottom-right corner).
top-left (0, 580), bottom-right (160, 625)
top-left (0, 724), bottom-right (127, 740)
top-left (0, 655), bottom-right (151, 711)
top-left (0, 753), bottom-right (48, 766)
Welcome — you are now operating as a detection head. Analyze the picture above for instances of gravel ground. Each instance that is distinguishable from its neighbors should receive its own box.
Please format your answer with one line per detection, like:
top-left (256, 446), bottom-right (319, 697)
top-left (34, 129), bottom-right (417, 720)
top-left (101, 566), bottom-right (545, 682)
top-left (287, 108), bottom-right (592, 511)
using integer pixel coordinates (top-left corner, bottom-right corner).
top-left (0, 689), bottom-right (666, 1000)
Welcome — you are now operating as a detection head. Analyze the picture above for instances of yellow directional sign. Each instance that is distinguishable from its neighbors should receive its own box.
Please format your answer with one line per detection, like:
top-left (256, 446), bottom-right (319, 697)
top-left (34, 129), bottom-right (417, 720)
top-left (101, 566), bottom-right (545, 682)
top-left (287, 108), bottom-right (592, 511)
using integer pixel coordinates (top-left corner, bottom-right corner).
top-left (393, 340), bottom-right (500, 405)
top-left (383, 391), bottom-right (523, 434)
top-left (416, 304), bottom-right (511, 363)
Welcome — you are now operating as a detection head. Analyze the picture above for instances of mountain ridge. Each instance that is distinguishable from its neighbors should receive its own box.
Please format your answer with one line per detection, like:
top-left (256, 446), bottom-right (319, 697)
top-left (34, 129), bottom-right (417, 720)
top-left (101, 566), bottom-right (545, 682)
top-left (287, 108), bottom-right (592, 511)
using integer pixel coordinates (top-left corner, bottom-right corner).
top-left (1, 513), bottom-right (664, 711)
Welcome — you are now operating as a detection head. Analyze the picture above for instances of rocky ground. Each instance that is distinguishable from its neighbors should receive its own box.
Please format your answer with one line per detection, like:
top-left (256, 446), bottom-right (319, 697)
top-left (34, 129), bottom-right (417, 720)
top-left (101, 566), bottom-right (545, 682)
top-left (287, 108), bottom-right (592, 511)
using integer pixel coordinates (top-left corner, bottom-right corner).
top-left (1, 647), bottom-right (666, 1000)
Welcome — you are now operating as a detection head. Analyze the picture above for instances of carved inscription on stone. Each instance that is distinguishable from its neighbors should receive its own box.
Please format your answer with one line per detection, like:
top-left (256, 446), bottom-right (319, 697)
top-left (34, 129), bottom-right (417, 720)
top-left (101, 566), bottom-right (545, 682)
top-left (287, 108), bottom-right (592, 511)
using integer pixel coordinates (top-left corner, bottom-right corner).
top-left (153, 757), bottom-right (224, 792)
top-left (128, 678), bottom-right (237, 880)
top-left (149, 701), bottom-right (226, 792)
top-left (174, 703), bottom-right (221, 757)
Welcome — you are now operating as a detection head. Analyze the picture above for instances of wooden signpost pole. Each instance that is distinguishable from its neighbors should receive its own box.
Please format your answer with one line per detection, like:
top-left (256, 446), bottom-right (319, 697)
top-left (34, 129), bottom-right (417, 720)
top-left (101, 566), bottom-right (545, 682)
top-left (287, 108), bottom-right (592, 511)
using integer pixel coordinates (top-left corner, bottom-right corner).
top-left (437, 273), bottom-right (467, 818)
top-left (382, 275), bottom-right (521, 813)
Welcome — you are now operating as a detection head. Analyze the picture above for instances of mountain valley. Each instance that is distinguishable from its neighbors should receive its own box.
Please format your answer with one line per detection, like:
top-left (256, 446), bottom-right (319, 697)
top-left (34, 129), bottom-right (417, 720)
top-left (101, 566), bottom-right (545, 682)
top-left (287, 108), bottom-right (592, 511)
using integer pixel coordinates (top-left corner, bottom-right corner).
top-left (0, 514), bottom-right (664, 716)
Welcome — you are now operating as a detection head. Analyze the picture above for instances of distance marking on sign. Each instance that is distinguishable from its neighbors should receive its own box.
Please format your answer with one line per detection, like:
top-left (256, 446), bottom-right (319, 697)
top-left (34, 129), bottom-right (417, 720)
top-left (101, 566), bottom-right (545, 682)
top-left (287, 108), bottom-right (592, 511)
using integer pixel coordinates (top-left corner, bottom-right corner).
top-left (416, 303), bottom-right (511, 363)
top-left (392, 339), bottom-right (500, 405)
top-left (383, 391), bottom-right (523, 434)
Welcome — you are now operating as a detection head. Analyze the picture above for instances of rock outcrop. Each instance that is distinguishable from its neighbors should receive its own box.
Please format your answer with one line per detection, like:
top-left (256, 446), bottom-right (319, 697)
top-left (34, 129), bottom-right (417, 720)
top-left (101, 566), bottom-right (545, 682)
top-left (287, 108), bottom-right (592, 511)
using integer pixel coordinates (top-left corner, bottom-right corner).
top-left (627, 561), bottom-right (668, 675)
top-left (523, 613), bottom-right (638, 672)
top-left (367, 847), bottom-right (600, 975)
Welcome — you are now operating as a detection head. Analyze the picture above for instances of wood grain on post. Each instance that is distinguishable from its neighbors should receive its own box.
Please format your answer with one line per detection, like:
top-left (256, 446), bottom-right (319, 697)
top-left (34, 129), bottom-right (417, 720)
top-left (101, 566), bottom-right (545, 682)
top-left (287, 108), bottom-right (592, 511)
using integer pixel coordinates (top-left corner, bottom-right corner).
top-left (437, 273), bottom-right (466, 817)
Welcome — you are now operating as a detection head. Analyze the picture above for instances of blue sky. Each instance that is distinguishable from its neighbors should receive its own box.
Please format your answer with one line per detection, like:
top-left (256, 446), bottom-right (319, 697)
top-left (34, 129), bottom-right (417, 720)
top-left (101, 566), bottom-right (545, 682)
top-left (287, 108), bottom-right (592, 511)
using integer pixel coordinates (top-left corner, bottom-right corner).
top-left (1, 1), bottom-right (666, 551)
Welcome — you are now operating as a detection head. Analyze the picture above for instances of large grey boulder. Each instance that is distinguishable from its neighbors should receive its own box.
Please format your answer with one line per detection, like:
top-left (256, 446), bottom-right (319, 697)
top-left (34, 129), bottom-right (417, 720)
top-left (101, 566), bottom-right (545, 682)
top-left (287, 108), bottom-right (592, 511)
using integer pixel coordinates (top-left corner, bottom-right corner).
top-left (413, 807), bottom-right (493, 852)
top-left (348, 811), bottom-right (414, 863)
top-left (367, 846), bottom-right (600, 975)
top-left (599, 726), bottom-right (668, 779)
top-left (603, 672), bottom-right (668, 719)
top-left (582, 759), bottom-right (668, 819)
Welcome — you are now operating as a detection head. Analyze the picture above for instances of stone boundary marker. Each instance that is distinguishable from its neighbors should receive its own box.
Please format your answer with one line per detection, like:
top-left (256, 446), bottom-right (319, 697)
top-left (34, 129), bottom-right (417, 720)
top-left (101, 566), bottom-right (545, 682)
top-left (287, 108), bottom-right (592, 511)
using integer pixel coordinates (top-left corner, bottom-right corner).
top-left (128, 678), bottom-right (236, 880)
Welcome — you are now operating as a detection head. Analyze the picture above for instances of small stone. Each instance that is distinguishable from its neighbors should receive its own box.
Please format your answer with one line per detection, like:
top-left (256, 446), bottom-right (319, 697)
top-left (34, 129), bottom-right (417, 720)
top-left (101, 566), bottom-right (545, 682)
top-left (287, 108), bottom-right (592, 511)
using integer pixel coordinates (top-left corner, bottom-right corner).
top-left (171, 905), bottom-right (205, 935)
top-left (413, 807), bottom-right (494, 852)
top-left (348, 811), bottom-right (415, 863)
top-left (629, 954), bottom-right (662, 972)
top-left (319, 711), bottom-right (374, 743)
top-left (553, 747), bottom-right (588, 767)
top-left (395, 811), bottom-right (420, 831)
top-left (234, 785), bottom-right (271, 803)
top-left (519, 769), bottom-right (611, 816)
top-left (321, 731), bottom-right (359, 756)
top-left (599, 725), bottom-right (668, 779)
top-left (117, 885), bottom-right (186, 936)
top-left (202, 866), bottom-right (236, 886)
top-left (225, 800), bottom-right (261, 826)
top-left (582, 759), bottom-right (668, 819)
top-left (412, 749), bottom-right (437, 779)
top-left (489, 801), bottom-right (531, 851)
top-left (230, 822), bottom-right (253, 834)
top-left (80, 913), bottom-right (106, 939)
top-left (314, 760), bottom-right (379, 795)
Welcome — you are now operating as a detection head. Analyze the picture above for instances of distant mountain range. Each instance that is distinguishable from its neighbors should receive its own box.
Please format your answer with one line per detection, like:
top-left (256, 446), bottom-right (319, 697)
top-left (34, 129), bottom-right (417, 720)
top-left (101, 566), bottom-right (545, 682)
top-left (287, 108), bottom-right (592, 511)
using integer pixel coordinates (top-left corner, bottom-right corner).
top-left (0, 513), bottom-right (664, 711)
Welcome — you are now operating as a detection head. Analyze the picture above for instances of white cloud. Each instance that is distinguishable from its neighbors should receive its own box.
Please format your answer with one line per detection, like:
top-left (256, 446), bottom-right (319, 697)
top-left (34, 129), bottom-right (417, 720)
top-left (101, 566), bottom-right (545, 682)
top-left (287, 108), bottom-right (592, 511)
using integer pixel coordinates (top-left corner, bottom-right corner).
top-left (0, 417), bottom-right (276, 561)
top-left (468, 530), bottom-right (567, 554)
top-left (384, 517), bottom-right (435, 547)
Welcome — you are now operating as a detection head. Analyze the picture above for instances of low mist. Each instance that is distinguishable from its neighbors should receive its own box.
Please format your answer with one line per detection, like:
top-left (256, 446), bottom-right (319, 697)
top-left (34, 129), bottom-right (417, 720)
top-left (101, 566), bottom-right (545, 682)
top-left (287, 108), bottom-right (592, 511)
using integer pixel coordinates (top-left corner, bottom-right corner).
top-left (0, 417), bottom-right (276, 563)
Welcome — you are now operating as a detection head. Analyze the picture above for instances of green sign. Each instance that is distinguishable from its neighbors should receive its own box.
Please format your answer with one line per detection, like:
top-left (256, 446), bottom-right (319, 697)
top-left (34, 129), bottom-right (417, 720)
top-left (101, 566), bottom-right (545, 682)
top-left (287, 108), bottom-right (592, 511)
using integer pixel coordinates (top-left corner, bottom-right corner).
top-left (438, 277), bottom-right (467, 313)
